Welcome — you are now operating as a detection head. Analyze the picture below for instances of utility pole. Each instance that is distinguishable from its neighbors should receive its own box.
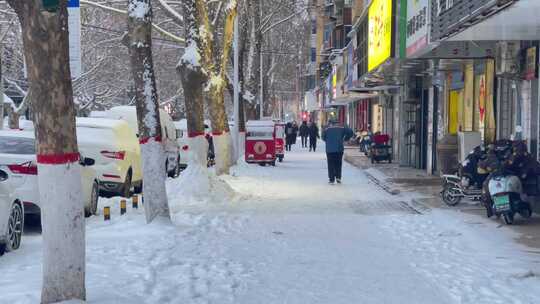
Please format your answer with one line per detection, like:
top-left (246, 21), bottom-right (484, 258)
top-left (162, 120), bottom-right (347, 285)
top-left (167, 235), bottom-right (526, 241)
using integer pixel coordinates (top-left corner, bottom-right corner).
top-left (259, 42), bottom-right (264, 119)
top-left (233, 15), bottom-right (239, 160)
top-left (258, 0), bottom-right (263, 120)
top-left (0, 50), bottom-right (4, 130)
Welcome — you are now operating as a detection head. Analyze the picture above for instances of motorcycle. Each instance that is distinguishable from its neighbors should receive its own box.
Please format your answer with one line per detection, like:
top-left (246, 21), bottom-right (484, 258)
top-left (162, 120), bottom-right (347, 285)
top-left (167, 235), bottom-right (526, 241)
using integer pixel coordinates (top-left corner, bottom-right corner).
top-left (441, 145), bottom-right (488, 206)
top-left (486, 169), bottom-right (532, 225)
top-left (441, 174), bottom-right (483, 206)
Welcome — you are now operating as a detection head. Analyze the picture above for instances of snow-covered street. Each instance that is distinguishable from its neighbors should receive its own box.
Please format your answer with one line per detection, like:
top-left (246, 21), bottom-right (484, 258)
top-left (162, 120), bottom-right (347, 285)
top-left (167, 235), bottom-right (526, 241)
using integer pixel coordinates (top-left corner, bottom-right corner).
top-left (1, 145), bottom-right (540, 304)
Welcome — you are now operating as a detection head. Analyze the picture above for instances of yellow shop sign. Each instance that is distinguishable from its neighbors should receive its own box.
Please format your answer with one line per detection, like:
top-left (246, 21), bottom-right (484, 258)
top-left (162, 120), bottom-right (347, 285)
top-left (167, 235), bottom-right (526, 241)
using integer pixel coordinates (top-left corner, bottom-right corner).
top-left (368, 0), bottom-right (393, 71)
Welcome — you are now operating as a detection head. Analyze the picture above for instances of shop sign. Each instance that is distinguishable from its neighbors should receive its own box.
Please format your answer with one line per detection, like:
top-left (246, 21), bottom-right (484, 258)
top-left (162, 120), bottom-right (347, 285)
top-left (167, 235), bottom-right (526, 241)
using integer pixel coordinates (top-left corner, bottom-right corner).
top-left (347, 44), bottom-right (355, 90)
top-left (478, 74), bottom-right (486, 135)
top-left (332, 65), bottom-right (337, 99)
top-left (406, 0), bottom-right (429, 57)
top-left (368, 0), bottom-right (393, 71)
top-left (524, 47), bottom-right (537, 80)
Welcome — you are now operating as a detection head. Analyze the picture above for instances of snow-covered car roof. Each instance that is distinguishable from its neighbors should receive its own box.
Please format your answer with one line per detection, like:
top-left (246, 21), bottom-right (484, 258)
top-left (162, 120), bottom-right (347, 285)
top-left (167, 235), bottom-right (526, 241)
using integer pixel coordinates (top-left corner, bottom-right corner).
top-left (0, 129), bottom-right (34, 139)
top-left (246, 120), bottom-right (275, 127)
top-left (2, 119), bottom-right (34, 130)
top-left (76, 117), bottom-right (130, 129)
top-left (174, 119), bottom-right (212, 131)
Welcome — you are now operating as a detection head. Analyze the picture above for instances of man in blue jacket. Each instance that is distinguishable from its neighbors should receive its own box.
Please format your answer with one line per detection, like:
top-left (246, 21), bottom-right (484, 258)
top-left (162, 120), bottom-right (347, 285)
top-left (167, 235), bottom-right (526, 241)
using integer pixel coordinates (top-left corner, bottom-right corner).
top-left (322, 120), bottom-right (354, 184)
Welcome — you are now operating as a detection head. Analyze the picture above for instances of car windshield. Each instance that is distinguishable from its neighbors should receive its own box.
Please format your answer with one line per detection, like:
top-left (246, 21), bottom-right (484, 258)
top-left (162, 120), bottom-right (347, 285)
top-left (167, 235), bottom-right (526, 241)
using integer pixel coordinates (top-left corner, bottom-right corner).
top-left (0, 136), bottom-right (35, 154)
top-left (247, 131), bottom-right (273, 138)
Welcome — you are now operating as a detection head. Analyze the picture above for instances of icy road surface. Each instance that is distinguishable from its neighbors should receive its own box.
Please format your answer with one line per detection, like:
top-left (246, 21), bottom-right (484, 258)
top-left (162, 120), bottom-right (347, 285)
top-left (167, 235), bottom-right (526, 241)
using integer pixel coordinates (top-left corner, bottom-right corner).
top-left (1, 144), bottom-right (540, 304)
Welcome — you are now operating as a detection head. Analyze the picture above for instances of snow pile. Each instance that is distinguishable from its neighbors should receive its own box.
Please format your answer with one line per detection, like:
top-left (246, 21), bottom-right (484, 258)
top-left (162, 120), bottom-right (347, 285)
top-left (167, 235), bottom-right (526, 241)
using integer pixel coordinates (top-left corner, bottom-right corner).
top-left (167, 166), bottom-right (236, 224)
top-left (167, 136), bottom-right (236, 225)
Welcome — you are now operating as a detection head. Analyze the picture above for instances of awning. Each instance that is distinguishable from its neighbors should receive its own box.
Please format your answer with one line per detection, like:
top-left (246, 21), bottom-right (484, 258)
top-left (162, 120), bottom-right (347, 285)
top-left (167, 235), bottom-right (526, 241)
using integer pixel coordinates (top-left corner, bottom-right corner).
top-left (349, 85), bottom-right (401, 92)
top-left (332, 92), bottom-right (379, 105)
top-left (448, 0), bottom-right (540, 41)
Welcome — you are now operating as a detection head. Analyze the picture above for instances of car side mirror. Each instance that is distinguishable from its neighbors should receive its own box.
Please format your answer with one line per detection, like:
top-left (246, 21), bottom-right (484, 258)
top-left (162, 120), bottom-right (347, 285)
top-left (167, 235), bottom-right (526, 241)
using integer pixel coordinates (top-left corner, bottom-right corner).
top-left (82, 157), bottom-right (95, 166)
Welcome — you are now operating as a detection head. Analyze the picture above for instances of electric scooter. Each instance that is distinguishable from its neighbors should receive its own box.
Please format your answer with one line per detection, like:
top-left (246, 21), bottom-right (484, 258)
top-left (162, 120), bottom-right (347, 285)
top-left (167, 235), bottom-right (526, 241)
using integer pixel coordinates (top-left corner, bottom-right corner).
top-left (486, 170), bottom-right (532, 225)
top-left (441, 174), bottom-right (483, 206)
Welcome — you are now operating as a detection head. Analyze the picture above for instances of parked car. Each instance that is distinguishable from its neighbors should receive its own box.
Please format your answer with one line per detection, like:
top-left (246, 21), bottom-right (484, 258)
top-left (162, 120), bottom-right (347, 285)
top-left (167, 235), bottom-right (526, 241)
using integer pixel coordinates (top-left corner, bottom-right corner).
top-left (96, 106), bottom-right (181, 177)
top-left (0, 163), bottom-right (23, 256)
top-left (174, 120), bottom-right (189, 170)
top-left (173, 119), bottom-right (216, 168)
top-left (76, 118), bottom-right (143, 197)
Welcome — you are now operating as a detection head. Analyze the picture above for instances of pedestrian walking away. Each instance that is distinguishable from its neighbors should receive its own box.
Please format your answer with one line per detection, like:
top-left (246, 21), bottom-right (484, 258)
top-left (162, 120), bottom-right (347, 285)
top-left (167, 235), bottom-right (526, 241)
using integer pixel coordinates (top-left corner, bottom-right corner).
top-left (292, 121), bottom-right (299, 145)
top-left (285, 122), bottom-right (295, 151)
top-left (308, 121), bottom-right (319, 152)
top-left (322, 120), bottom-right (353, 184)
top-left (299, 121), bottom-right (309, 148)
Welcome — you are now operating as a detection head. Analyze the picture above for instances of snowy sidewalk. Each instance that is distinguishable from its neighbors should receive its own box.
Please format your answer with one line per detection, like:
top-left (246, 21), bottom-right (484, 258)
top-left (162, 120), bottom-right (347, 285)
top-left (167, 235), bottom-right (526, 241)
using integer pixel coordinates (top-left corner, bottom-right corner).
top-left (1, 144), bottom-right (540, 303)
top-left (344, 147), bottom-right (540, 250)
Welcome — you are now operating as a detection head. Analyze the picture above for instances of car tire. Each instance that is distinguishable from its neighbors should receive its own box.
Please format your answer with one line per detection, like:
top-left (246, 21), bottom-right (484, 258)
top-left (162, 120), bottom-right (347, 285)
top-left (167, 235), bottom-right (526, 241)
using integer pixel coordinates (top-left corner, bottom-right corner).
top-left (174, 160), bottom-right (181, 177)
top-left (503, 212), bottom-right (514, 225)
top-left (85, 182), bottom-right (99, 218)
top-left (0, 243), bottom-right (5, 256)
top-left (6, 202), bottom-right (23, 252)
top-left (121, 171), bottom-right (132, 198)
top-left (134, 181), bottom-right (143, 194)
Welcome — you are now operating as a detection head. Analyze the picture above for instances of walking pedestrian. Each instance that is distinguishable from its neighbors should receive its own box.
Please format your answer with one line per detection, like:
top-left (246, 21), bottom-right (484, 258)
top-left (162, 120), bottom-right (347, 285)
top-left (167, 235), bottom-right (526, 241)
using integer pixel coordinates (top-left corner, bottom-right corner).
top-left (285, 122), bottom-right (295, 151)
top-left (292, 121), bottom-right (299, 145)
top-left (299, 121), bottom-right (309, 148)
top-left (308, 121), bottom-right (319, 152)
top-left (322, 120), bottom-right (353, 184)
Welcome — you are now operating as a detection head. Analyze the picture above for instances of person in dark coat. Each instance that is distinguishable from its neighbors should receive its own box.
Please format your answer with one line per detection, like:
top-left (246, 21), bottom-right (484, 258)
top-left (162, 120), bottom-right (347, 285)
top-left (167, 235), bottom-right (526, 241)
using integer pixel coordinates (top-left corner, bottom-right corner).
top-left (285, 122), bottom-right (295, 151)
top-left (299, 121), bottom-right (309, 148)
top-left (308, 122), bottom-right (319, 152)
top-left (322, 120), bottom-right (353, 184)
top-left (292, 121), bottom-right (299, 145)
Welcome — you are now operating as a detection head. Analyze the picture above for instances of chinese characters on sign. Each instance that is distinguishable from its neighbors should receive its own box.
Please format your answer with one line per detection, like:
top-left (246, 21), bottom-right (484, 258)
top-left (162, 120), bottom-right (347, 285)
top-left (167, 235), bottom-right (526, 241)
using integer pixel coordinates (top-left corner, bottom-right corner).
top-left (406, 0), bottom-right (430, 57)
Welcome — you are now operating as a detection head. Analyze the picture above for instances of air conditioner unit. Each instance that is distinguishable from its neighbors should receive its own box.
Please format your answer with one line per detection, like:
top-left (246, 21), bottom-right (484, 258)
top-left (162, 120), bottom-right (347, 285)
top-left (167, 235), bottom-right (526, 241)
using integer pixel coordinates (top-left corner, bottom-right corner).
top-left (496, 41), bottom-right (520, 76)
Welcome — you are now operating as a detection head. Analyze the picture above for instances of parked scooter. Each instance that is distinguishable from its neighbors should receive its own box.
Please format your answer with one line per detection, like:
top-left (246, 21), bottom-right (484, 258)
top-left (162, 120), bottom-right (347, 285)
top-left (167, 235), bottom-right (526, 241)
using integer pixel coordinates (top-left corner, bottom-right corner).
top-left (441, 145), bottom-right (488, 206)
top-left (486, 169), bottom-right (532, 225)
top-left (441, 174), bottom-right (483, 206)
top-left (481, 140), bottom-right (539, 224)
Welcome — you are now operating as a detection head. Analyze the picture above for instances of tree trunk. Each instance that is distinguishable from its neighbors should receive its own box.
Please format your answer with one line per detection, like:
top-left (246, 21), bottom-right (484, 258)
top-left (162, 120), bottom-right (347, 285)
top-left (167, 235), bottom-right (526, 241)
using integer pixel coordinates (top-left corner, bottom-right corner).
top-left (6, 106), bottom-right (19, 129)
top-left (178, 0), bottom-right (208, 167)
top-left (191, 0), bottom-right (238, 175)
top-left (245, 0), bottom-right (261, 121)
top-left (127, 0), bottom-right (169, 223)
top-left (6, 1), bottom-right (85, 302)
top-left (0, 54), bottom-right (4, 130)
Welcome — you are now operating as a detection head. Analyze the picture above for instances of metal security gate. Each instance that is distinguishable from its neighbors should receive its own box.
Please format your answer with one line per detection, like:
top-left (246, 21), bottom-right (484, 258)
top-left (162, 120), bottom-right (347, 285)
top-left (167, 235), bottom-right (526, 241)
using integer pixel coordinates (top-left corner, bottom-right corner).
top-left (497, 78), bottom-right (516, 139)
top-left (404, 101), bottom-right (419, 168)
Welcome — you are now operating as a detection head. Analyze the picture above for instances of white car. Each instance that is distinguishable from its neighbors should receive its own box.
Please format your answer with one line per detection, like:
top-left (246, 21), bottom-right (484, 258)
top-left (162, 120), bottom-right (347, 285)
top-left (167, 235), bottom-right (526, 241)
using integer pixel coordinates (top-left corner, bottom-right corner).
top-left (0, 130), bottom-right (100, 255)
top-left (173, 120), bottom-right (189, 169)
top-left (174, 119), bottom-right (215, 169)
top-left (76, 118), bottom-right (143, 197)
top-left (96, 106), bottom-right (181, 177)
top-left (0, 165), bottom-right (23, 256)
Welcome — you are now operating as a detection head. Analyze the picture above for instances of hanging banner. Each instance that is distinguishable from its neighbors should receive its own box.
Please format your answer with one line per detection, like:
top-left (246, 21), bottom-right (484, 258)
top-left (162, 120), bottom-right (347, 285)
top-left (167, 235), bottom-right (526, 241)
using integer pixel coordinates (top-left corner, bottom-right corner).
top-left (524, 47), bottom-right (537, 80)
top-left (478, 74), bottom-right (486, 141)
top-left (463, 63), bottom-right (474, 131)
top-left (68, 0), bottom-right (82, 79)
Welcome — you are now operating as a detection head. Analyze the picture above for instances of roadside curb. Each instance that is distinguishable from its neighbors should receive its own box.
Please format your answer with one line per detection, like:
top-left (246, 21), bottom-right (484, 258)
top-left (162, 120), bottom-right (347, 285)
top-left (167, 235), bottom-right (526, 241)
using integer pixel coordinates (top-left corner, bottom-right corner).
top-left (409, 198), bottom-right (432, 214)
top-left (362, 169), bottom-right (401, 196)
